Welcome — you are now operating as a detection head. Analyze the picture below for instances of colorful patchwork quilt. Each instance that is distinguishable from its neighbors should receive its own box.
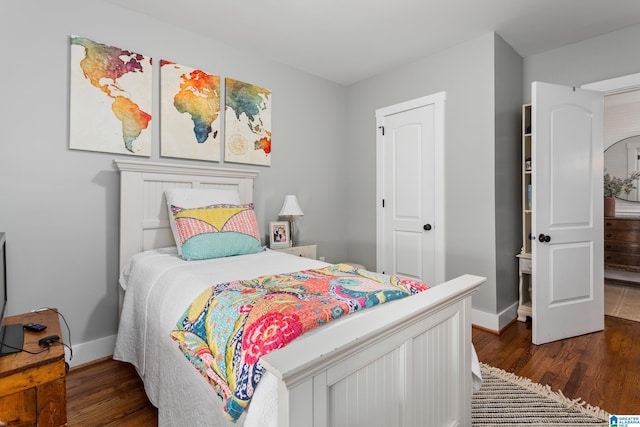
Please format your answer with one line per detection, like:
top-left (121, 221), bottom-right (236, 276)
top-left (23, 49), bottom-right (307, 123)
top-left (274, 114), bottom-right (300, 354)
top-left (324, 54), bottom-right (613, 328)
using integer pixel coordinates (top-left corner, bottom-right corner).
top-left (171, 263), bottom-right (429, 422)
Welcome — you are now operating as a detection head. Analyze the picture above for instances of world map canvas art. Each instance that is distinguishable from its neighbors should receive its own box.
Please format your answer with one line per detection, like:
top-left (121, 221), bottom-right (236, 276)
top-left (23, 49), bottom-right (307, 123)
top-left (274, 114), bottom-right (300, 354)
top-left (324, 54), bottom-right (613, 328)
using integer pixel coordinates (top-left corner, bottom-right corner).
top-left (69, 35), bottom-right (152, 156)
top-left (224, 78), bottom-right (272, 166)
top-left (160, 61), bottom-right (221, 161)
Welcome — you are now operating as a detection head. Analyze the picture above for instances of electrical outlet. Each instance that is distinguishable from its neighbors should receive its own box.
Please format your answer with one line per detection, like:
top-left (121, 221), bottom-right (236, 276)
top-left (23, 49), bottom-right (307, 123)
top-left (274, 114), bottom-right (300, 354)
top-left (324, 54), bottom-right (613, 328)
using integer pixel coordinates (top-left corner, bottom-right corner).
top-left (319, 256), bottom-right (325, 262)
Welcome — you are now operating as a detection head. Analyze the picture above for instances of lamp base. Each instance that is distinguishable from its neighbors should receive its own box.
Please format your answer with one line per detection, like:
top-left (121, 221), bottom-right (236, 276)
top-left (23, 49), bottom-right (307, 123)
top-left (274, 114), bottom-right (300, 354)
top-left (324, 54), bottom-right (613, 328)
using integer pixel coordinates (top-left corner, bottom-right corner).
top-left (289, 218), bottom-right (296, 247)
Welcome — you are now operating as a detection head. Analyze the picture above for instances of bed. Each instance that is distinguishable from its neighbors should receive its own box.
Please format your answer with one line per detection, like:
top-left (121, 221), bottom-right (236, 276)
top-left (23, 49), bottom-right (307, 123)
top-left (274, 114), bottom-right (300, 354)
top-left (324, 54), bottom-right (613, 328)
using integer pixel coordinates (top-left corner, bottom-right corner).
top-left (112, 159), bottom-right (485, 427)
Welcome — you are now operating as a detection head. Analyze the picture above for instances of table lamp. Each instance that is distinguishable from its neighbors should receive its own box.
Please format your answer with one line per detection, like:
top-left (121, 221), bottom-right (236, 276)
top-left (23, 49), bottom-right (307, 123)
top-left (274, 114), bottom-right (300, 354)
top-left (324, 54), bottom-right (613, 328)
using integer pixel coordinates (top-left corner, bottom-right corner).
top-left (279, 195), bottom-right (304, 247)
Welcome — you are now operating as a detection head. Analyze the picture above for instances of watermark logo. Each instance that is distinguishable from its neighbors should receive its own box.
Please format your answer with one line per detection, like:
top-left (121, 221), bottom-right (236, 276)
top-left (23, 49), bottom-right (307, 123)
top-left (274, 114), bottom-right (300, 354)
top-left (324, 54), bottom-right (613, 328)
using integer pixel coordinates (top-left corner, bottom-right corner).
top-left (610, 415), bottom-right (640, 427)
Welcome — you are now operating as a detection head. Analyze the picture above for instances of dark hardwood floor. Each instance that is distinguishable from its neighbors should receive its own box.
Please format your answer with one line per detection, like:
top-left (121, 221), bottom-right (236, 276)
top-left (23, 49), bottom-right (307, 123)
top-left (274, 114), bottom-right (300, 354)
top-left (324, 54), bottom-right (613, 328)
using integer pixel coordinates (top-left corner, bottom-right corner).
top-left (67, 358), bottom-right (157, 426)
top-left (66, 315), bottom-right (640, 425)
top-left (473, 315), bottom-right (640, 416)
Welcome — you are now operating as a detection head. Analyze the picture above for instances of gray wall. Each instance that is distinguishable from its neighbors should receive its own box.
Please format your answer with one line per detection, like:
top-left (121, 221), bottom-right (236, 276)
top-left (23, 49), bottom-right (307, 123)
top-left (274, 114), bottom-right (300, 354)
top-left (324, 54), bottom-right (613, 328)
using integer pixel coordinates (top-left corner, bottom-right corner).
top-left (0, 0), bottom-right (348, 360)
top-left (346, 33), bottom-right (522, 315)
top-left (524, 23), bottom-right (640, 102)
top-left (494, 35), bottom-right (524, 312)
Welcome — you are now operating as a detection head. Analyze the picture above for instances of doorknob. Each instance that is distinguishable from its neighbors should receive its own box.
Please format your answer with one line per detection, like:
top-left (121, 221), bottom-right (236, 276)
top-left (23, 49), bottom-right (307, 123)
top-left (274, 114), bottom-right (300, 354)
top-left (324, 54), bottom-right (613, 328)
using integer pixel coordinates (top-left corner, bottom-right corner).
top-left (538, 233), bottom-right (551, 243)
top-left (423, 224), bottom-right (432, 231)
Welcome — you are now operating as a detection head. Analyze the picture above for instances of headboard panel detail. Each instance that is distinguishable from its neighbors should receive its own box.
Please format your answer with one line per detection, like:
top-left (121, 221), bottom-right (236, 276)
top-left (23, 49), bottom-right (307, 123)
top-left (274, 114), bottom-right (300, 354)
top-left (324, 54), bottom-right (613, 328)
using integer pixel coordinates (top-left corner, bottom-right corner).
top-left (114, 159), bottom-right (259, 272)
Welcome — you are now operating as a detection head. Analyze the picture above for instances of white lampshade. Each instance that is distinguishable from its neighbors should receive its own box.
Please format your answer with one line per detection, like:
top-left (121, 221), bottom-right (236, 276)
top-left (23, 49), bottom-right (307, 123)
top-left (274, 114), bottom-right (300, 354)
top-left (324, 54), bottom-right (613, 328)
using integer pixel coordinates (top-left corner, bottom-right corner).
top-left (279, 195), bottom-right (304, 217)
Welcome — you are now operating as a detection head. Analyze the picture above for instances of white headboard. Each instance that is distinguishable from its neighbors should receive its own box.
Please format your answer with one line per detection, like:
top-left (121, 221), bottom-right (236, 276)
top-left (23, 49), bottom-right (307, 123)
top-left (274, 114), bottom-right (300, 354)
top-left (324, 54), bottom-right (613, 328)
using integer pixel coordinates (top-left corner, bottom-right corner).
top-left (114, 159), bottom-right (259, 272)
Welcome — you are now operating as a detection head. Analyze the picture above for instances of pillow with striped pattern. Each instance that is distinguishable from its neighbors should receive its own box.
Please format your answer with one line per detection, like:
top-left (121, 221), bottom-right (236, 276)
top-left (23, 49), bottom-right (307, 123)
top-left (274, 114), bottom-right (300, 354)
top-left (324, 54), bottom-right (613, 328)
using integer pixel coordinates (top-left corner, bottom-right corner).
top-left (171, 203), bottom-right (264, 261)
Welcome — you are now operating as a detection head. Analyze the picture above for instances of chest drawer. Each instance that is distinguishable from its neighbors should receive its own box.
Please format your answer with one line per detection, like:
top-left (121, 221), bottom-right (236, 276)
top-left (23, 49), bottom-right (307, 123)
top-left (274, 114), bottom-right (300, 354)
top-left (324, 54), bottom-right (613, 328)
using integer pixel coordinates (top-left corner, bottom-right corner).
top-left (604, 230), bottom-right (640, 243)
top-left (605, 251), bottom-right (640, 266)
top-left (605, 218), bottom-right (640, 231)
top-left (604, 241), bottom-right (640, 255)
top-left (604, 218), bottom-right (640, 244)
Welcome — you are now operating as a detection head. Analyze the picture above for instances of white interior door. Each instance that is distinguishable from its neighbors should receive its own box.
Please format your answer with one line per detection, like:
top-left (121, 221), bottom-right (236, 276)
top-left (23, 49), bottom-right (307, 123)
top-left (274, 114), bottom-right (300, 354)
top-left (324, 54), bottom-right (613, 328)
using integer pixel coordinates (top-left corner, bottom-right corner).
top-left (532, 81), bottom-right (604, 345)
top-left (375, 93), bottom-right (445, 286)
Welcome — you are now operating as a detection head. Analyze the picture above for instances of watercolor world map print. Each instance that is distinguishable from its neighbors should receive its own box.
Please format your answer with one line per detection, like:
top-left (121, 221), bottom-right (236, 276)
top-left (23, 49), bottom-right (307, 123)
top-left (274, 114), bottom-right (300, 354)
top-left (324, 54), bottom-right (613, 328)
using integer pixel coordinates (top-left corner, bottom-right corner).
top-left (160, 61), bottom-right (221, 161)
top-left (69, 35), bottom-right (152, 156)
top-left (225, 78), bottom-right (272, 166)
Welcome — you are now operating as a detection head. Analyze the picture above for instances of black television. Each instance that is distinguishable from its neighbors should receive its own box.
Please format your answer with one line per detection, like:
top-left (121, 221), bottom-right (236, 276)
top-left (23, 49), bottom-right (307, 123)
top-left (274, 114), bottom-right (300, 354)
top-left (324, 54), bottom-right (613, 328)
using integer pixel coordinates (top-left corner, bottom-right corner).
top-left (0, 232), bottom-right (23, 356)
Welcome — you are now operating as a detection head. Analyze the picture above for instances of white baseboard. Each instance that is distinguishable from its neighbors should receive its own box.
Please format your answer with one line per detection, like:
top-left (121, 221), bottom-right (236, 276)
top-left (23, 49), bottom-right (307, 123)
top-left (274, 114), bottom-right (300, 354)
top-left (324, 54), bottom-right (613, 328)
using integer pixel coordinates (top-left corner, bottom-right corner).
top-left (66, 334), bottom-right (116, 368)
top-left (472, 302), bottom-right (518, 333)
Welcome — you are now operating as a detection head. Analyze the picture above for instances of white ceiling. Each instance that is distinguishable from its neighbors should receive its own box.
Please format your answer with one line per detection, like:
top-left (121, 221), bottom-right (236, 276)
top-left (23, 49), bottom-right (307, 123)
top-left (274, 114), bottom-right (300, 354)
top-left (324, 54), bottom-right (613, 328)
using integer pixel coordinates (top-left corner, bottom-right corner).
top-left (104, 0), bottom-right (640, 85)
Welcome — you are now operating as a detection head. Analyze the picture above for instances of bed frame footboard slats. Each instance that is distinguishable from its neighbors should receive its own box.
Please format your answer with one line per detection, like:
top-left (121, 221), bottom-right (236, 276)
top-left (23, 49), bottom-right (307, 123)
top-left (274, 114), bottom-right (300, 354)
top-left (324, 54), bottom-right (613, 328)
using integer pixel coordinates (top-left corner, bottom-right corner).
top-left (329, 343), bottom-right (406, 426)
top-left (263, 274), bottom-right (483, 427)
top-left (412, 311), bottom-right (464, 427)
top-left (328, 303), bottom-right (466, 427)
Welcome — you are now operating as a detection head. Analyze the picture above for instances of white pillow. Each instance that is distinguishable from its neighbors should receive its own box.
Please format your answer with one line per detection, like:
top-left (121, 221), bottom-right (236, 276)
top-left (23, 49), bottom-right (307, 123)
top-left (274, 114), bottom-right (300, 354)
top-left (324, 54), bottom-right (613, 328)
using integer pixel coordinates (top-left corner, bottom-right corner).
top-left (165, 188), bottom-right (241, 254)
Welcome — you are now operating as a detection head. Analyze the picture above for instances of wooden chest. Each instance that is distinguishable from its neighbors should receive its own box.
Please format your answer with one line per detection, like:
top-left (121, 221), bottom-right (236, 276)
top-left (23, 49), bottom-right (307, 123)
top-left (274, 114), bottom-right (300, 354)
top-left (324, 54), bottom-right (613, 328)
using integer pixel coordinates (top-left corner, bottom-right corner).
top-left (604, 217), bottom-right (640, 272)
top-left (0, 310), bottom-right (67, 426)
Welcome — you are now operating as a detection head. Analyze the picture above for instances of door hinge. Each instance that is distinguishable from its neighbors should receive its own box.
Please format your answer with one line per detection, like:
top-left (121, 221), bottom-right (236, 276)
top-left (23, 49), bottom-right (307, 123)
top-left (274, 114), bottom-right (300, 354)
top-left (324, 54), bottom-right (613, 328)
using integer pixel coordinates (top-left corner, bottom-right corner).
top-left (378, 126), bottom-right (385, 135)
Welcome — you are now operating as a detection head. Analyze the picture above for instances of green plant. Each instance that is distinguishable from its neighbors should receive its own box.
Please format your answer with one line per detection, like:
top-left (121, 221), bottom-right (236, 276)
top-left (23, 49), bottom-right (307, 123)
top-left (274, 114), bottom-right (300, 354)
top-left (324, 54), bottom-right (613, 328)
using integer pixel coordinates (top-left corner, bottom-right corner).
top-left (604, 171), bottom-right (640, 197)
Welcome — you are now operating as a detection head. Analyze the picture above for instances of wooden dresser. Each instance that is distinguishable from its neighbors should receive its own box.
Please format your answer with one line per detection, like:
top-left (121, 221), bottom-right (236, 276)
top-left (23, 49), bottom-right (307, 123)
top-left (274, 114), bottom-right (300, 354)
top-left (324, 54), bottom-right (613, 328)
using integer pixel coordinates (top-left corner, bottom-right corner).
top-left (0, 309), bottom-right (67, 426)
top-left (604, 217), bottom-right (640, 273)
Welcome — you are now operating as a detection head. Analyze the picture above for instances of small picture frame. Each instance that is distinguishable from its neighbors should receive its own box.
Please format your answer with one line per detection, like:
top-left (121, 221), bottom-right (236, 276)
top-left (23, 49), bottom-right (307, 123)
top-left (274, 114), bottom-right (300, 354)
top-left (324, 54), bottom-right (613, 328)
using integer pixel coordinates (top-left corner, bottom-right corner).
top-left (269, 221), bottom-right (290, 248)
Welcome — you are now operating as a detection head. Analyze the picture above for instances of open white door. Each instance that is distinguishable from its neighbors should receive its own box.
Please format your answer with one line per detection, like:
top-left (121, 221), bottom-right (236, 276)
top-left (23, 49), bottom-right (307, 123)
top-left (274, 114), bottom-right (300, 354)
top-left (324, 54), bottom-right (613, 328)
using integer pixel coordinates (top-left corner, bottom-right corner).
top-left (532, 81), bottom-right (604, 345)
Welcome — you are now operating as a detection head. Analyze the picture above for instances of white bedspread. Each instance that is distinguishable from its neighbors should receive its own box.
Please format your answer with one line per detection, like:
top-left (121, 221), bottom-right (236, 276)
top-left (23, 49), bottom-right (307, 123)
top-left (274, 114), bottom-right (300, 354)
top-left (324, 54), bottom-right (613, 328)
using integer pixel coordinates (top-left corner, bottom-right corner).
top-left (113, 248), bottom-right (482, 426)
top-left (114, 248), bottom-right (328, 426)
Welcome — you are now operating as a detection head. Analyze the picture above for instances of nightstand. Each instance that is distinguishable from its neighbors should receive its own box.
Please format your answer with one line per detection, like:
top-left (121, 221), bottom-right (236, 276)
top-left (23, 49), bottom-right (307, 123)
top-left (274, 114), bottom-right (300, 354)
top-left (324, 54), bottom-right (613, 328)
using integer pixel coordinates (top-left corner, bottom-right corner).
top-left (272, 244), bottom-right (317, 259)
top-left (0, 309), bottom-right (67, 426)
top-left (516, 253), bottom-right (532, 322)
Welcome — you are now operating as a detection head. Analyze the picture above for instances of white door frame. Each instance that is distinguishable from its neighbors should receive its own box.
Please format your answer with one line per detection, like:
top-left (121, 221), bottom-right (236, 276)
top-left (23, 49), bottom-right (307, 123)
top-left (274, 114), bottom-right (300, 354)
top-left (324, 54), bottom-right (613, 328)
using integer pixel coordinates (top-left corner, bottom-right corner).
top-left (583, 72), bottom-right (640, 283)
top-left (582, 72), bottom-right (640, 95)
top-left (375, 92), bottom-right (446, 285)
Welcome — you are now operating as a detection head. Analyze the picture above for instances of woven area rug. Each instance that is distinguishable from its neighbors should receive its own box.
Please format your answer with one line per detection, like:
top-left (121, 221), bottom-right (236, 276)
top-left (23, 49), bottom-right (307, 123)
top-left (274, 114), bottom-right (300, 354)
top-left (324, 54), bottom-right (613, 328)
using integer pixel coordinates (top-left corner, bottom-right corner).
top-left (472, 364), bottom-right (609, 426)
top-left (604, 282), bottom-right (640, 322)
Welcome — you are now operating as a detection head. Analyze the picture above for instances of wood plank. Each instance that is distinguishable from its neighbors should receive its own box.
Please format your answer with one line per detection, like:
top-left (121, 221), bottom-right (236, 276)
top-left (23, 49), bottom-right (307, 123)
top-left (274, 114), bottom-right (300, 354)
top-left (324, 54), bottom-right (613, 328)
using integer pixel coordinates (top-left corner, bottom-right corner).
top-left (37, 378), bottom-right (67, 426)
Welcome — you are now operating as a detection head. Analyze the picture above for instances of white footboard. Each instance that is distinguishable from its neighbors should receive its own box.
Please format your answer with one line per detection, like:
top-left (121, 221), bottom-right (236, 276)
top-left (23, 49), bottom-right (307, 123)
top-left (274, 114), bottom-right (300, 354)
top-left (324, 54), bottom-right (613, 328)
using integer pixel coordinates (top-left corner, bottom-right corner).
top-left (261, 274), bottom-right (483, 427)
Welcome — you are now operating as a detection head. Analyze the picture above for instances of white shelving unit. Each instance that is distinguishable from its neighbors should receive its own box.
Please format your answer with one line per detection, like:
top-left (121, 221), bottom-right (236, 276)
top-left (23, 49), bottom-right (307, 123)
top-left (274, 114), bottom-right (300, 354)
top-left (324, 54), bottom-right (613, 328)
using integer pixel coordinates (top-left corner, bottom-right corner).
top-left (517, 104), bottom-right (533, 322)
